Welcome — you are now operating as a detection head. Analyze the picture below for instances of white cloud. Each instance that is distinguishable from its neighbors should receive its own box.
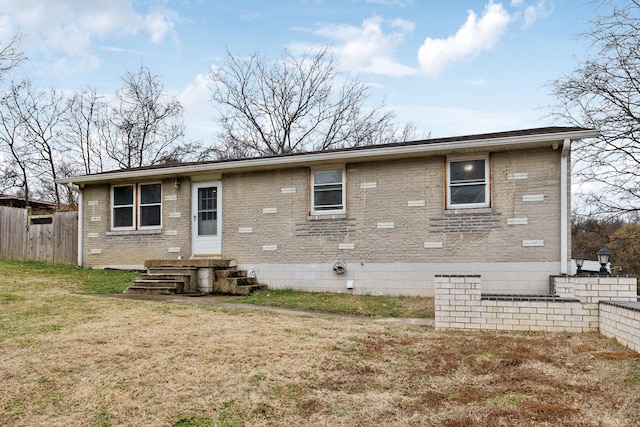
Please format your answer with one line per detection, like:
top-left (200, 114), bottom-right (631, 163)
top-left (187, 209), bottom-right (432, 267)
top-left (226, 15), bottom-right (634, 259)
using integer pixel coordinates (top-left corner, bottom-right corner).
top-left (508, 0), bottom-right (554, 28)
top-left (402, 104), bottom-right (535, 138)
top-left (145, 11), bottom-right (175, 44)
top-left (239, 11), bottom-right (262, 22)
top-left (417, 1), bottom-right (511, 76)
top-left (178, 72), bottom-right (211, 121)
top-left (101, 46), bottom-right (151, 56)
top-left (364, 0), bottom-right (412, 6)
top-left (297, 15), bottom-right (417, 77)
top-left (177, 71), bottom-right (219, 144)
top-left (51, 55), bottom-right (102, 77)
top-left (179, 70), bottom-right (229, 144)
top-left (464, 78), bottom-right (490, 87)
top-left (522, 0), bottom-right (553, 28)
top-left (0, 0), bottom-right (180, 74)
top-left (391, 18), bottom-right (415, 33)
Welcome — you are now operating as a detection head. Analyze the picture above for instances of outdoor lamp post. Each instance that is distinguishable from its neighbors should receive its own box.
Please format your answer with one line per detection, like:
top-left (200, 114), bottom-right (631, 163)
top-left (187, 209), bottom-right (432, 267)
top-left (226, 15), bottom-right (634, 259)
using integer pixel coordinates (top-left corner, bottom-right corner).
top-left (596, 247), bottom-right (611, 275)
top-left (575, 252), bottom-right (585, 275)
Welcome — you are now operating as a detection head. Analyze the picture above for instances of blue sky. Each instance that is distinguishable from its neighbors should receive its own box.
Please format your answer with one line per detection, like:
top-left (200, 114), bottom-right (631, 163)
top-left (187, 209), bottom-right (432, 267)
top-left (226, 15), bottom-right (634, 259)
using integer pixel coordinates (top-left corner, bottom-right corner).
top-left (0, 0), bottom-right (600, 145)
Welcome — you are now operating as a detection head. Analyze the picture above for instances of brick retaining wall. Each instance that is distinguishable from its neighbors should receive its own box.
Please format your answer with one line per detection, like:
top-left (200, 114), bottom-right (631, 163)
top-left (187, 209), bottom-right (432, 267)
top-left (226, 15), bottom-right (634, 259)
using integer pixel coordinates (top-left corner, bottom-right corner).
top-left (599, 302), bottom-right (640, 353)
top-left (435, 274), bottom-right (640, 353)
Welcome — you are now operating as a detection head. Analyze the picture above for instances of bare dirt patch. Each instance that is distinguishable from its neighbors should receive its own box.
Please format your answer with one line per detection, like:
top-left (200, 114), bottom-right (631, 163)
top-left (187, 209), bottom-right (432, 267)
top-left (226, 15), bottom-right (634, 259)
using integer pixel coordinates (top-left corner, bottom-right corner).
top-left (1, 291), bottom-right (640, 426)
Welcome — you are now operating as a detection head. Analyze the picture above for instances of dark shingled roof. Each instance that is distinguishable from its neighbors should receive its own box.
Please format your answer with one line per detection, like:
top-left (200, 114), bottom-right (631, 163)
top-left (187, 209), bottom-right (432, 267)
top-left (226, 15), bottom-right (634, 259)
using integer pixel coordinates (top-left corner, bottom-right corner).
top-left (0, 194), bottom-right (74, 212)
top-left (83, 126), bottom-right (596, 177)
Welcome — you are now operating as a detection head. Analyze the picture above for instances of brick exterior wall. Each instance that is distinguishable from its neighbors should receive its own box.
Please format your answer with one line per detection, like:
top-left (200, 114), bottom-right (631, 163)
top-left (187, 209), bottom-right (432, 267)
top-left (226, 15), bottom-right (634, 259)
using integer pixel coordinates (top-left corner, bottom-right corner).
top-left (222, 148), bottom-right (563, 265)
top-left (80, 146), bottom-right (568, 294)
top-left (82, 177), bottom-right (192, 269)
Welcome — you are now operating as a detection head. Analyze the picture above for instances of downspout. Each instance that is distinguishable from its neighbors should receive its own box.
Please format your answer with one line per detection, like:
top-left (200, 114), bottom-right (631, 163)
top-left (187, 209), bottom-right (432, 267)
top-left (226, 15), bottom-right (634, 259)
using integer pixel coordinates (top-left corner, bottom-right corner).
top-left (560, 139), bottom-right (570, 275)
top-left (67, 183), bottom-right (83, 267)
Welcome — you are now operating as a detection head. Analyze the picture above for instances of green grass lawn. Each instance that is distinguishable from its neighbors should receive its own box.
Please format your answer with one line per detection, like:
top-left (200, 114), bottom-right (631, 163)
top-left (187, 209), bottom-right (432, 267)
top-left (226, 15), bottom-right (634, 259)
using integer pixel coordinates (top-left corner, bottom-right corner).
top-left (0, 258), bottom-right (433, 318)
top-left (0, 258), bottom-right (138, 294)
top-left (2, 258), bottom-right (640, 426)
top-left (229, 288), bottom-right (434, 318)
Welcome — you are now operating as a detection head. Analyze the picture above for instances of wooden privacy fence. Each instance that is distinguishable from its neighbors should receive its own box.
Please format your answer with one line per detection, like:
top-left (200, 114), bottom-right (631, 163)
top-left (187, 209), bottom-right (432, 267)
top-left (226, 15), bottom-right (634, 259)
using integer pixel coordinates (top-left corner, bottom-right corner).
top-left (0, 206), bottom-right (78, 265)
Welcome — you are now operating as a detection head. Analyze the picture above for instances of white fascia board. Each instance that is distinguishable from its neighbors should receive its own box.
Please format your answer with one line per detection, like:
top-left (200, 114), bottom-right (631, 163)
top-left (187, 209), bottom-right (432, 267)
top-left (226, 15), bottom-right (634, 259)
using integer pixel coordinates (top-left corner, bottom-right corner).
top-left (56, 129), bottom-right (599, 185)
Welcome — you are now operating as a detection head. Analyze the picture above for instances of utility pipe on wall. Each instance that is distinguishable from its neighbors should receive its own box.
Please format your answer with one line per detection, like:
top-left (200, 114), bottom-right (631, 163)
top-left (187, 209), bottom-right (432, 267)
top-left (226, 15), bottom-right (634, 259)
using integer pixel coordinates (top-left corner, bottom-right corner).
top-left (77, 189), bottom-right (83, 267)
top-left (560, 138), bottom-right (570, 275)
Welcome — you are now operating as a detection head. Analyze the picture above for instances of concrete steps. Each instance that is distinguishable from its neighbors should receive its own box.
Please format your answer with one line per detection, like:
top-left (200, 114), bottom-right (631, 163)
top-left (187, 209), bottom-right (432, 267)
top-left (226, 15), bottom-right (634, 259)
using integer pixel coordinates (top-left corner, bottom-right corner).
top-left (123, 281), bottom-right (182, 295)
top-left (214, 269), bottom-right (267, 295)
top-left (124, 260), bottom-right (267, 296)
top-left (124, 266), bottom-right (198, 295)
top-left (145, 259), bottom-right (237, 268)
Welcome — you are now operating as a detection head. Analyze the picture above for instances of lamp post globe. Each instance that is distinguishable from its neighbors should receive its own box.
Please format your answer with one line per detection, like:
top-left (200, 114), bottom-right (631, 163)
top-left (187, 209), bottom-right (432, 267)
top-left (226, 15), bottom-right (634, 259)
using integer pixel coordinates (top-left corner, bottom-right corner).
top-left (575, 252), bottom-right (585, 275)
top-left (596, 247), bottom-right (611, 275)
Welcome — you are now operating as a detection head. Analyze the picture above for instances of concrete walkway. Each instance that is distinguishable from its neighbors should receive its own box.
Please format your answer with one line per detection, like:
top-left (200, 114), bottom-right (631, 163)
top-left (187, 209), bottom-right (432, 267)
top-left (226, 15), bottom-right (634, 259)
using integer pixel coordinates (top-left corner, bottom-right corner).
top-left (109, 293), bottom-right (434, 326)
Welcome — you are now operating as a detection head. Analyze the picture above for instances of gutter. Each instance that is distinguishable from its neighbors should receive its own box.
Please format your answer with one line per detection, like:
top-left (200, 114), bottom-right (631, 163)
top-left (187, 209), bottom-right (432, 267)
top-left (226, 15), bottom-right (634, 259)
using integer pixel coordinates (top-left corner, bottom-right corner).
top-left (56, 129), bottom-right (600, 185)
top-left (560, 139), bottom-right (570, 275)
top-left (66, 183), bottom-right (83, 267)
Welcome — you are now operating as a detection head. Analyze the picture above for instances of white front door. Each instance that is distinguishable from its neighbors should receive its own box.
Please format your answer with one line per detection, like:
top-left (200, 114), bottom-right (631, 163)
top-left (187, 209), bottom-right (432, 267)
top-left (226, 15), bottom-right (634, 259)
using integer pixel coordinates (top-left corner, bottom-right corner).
top-left (192, 181), bottom-right (222, 256)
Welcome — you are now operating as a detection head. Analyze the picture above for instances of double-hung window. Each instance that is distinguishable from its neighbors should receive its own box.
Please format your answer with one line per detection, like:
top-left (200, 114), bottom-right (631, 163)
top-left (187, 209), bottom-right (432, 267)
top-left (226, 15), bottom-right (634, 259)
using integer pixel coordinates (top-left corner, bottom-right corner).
top-left (311, 168), bottom-right (345, 214)
top-left (447, 157), bottom-right (489, 209)
top-left (112, 183), bottom-right (162, 230)
top-left (113, 185), bottom-right (135, 229)
top-left (139, 183), bottom-right (162, 227)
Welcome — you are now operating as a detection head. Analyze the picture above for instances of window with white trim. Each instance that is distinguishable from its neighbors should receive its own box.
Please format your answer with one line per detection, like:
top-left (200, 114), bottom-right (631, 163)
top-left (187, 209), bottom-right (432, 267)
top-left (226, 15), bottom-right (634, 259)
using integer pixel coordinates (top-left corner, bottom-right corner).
top-left (113, 185), bottom-right (134, 229)
top-left (112, 183), bottom-right (162, 229)
top-left (446, 157), bottom-right (489, 208)
top-left (311, 168), bottom-right (345, 214)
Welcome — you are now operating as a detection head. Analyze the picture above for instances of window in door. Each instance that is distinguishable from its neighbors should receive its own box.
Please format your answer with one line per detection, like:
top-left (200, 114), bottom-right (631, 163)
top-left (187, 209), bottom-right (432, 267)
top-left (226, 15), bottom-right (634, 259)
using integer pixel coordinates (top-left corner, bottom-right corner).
top-left (197, 186), bottom-right (217, 235)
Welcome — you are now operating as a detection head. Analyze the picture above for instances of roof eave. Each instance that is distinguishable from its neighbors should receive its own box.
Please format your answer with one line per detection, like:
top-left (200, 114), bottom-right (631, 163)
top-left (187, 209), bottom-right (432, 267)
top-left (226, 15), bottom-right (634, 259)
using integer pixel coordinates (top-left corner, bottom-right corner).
top-left (56, 128), bottom-right (599, 185)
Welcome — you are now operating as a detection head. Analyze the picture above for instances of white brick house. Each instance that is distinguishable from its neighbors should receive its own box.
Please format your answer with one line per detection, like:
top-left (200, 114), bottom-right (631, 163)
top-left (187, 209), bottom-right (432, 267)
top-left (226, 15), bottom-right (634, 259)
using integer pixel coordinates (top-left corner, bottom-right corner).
top-left (56, 127), bottom-right (598, 296)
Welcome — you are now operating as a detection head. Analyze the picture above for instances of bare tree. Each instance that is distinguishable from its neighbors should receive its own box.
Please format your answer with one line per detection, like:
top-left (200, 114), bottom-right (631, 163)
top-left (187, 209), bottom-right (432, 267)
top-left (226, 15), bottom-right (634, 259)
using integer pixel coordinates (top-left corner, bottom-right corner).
top-left (572, 214), bottom-right (640, 276)
top-left (103, 64), bottom-right (186, 169)
top-left (64, 88), bottom-right (108, 174)
top-left (608, 221), bottom-right (640, 275)
top-left (0, 33), bottom-right (26, 198)
top-left (7, 79), bottom-right (69, 208)
top-left (0, 79), bottom-right (87, 208)
top-left (549, 1), bottom-right (640, 218)
top-left (0, 164), bottom-right (19, 194)
top-left (208, 48), bottom-right (415, 158)
top-left (0, 33), bottom-right (23, 81)
top-left (0, 85), bottom-right (33, 205)
top-left (572, 215), bottom-right (625, 259)
top-left (53, 160), bottom-right (80, 209)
